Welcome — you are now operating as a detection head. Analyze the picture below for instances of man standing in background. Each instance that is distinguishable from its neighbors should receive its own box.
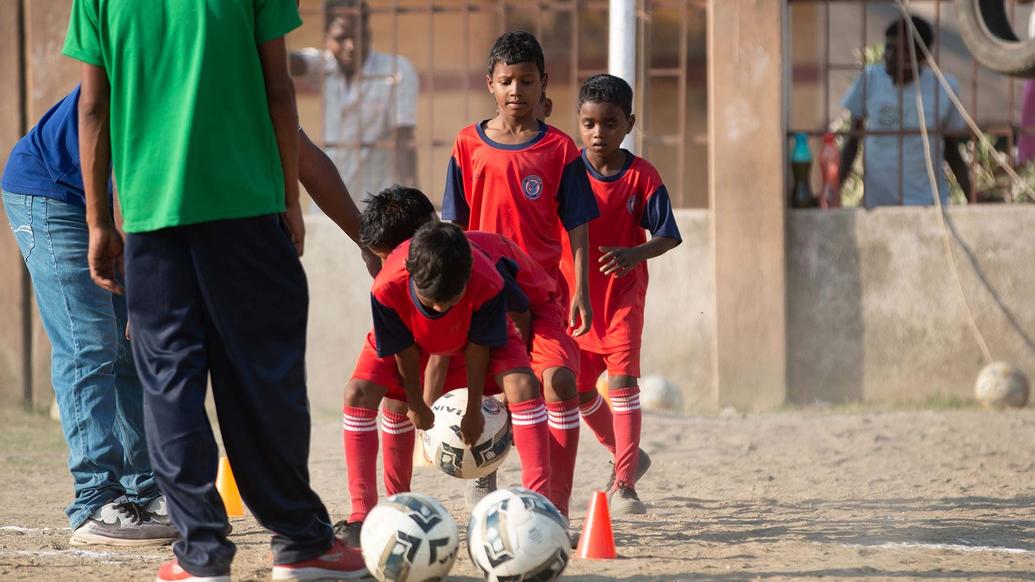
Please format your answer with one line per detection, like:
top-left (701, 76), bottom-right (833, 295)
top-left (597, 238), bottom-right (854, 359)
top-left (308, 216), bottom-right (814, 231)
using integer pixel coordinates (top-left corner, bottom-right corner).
top-left (291, 0), bottom-right (419, 204)
top-left (64, 0), bottom-right (365, 579)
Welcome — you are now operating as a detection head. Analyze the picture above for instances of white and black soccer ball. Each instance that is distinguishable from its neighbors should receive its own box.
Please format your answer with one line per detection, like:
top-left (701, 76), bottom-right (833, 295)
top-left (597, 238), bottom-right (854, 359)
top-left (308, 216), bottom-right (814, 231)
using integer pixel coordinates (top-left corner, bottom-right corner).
top-left (360, 493), bottom-right (459, 582)
top-left (975, 361), bottom-right (1030, 409)
top-left (422, 388), bottom-right (511, 479)
top-left (467, 487), bottom-right (570, 582)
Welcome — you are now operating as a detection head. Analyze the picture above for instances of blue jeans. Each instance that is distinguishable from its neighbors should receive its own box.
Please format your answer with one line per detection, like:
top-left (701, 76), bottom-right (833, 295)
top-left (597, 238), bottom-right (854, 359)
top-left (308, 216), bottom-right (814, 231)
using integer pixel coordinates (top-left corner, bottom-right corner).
top-left (2, 191), bottom-right (159, 529)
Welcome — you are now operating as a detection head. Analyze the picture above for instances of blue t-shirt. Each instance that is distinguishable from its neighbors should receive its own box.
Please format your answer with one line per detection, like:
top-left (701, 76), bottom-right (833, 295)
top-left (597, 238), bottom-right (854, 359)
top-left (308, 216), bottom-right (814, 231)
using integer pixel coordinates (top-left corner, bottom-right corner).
top-left (1, 86), bottom-right (111, 206)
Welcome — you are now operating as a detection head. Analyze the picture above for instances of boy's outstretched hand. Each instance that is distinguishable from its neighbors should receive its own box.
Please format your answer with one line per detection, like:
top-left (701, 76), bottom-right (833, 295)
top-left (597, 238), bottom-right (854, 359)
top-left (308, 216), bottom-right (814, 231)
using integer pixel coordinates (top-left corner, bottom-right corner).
top-left (599, 245), bottom-right (643, 277)
top-left (88, 226), bottom-right (124, 295)
top-left (283, 201), bottom-right (306, 256)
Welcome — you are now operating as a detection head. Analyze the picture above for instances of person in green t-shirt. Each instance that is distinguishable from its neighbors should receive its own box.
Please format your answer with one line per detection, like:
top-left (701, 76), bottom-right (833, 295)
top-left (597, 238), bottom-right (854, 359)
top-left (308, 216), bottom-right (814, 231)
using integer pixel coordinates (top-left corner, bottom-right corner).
top-left (64, 1), bottom-right (367, 579)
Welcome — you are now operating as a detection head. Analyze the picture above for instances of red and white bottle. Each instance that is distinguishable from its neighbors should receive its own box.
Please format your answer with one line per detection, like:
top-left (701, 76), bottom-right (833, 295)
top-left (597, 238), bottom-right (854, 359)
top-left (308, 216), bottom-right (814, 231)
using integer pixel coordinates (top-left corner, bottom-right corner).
top-left (818, 132), bottom-right (841, 209)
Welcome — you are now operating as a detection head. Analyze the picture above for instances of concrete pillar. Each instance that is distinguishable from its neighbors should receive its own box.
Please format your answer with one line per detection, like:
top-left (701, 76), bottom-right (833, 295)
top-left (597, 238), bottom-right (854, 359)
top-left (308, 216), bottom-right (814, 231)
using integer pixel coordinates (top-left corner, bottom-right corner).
top-left (707, 0), bottom-right (787, 411)
top-left (0, 0), bottom-right (31, 409)
top-left (22, 0), bottom-right (77, 412)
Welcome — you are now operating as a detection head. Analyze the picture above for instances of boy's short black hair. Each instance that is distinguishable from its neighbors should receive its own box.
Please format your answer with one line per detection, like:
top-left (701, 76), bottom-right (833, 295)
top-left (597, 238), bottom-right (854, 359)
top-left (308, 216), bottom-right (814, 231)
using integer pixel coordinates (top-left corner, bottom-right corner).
top-left (885, 15), bottom-right (934, 50)
top-left (360, 185), bottom-right (437, 252)
top-left (578, 74), bottom-right (634, 118)
top-left (325, 0), bottom-right (368, 29)
top-left (487, 31), bottom-right (545, 77)
top-left (406, 222), bottom-right (473, 303)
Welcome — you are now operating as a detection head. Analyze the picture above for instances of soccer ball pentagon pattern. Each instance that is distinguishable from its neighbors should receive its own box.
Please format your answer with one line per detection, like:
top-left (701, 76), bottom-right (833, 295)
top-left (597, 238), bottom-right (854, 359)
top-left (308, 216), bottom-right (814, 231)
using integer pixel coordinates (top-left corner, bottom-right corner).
top-left (422, 388), bottom-right (512, 479)
top-left (360, 493), bottom-right (459, 582)
top-left (467, 487), bottom-right (570, 582)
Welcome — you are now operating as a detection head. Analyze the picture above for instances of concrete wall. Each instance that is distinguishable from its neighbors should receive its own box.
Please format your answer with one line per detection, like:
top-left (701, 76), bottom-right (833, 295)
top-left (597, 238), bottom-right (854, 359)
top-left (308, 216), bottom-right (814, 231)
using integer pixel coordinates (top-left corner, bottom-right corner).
top-left (304, 205), bottom-right (1035, 415)
top-left (788, 206), bottom-right (1035, 405)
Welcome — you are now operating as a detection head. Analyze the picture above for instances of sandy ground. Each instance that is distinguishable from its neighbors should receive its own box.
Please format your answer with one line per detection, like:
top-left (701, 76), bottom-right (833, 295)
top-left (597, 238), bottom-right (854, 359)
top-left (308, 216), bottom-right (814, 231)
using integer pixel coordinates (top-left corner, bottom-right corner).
top-left (1, 405), bottom-right (1034, 581)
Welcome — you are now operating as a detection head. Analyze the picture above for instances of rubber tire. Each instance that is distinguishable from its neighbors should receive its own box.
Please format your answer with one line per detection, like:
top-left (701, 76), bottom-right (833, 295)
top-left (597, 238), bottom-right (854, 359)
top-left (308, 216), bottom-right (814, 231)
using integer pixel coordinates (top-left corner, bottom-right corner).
top-left (957, 0), bottom-right (1035, 77)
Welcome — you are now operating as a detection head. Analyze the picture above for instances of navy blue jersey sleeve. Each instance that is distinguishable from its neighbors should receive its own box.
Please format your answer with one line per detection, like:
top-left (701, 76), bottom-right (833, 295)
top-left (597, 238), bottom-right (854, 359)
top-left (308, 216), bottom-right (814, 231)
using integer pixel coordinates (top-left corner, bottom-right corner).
top-left (641, 186), bottom-right (682, 243)
top-left (371, 294), bottom-right (415, 357)
top-left (494, 257), bottom-right (530, 313)
top-left (441, 156), bottom-right (470, 225)
top-left (557, 157), bottom-right (599, 231)
top-left (468, 289), bottom-right (509, 348)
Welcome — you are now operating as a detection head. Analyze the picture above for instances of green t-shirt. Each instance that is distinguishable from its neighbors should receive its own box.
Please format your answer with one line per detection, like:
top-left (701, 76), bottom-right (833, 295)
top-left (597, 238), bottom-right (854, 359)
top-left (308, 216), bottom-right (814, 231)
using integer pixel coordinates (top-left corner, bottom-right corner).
top-left (63, 0), bottom-right (302, 233)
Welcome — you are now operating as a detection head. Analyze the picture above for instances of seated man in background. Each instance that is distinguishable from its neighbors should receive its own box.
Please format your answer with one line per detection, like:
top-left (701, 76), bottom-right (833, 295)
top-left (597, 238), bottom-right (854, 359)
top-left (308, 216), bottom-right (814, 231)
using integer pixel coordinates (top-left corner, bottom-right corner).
top-left (839, 15), bottom-right (972, 207)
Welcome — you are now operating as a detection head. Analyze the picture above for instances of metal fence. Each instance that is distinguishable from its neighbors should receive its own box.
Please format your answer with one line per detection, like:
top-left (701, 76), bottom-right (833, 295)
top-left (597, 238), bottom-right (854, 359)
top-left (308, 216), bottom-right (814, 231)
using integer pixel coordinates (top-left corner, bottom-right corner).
top-left (293, 0), bottom-right (707, 208)
top-left (787, 0), bottom-right (1035, 206)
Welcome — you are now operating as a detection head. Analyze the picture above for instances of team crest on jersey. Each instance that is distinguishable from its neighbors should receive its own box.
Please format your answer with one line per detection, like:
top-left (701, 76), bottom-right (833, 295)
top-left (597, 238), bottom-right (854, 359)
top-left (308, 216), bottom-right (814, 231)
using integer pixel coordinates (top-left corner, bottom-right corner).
top-left (626, 194), bottom-right (637, 215)
top-left (521, 175), bottom-right (544, 200)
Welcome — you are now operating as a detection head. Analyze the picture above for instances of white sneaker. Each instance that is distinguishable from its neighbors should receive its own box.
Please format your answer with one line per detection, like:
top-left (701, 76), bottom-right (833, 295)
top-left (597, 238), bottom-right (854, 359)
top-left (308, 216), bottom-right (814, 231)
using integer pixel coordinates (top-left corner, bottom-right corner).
top-left (141, 496), bottom-right (171, 525)
top-left (465, 470), bottom-right (498, 512)
top-left (70, 500), bottom-right (179, 547)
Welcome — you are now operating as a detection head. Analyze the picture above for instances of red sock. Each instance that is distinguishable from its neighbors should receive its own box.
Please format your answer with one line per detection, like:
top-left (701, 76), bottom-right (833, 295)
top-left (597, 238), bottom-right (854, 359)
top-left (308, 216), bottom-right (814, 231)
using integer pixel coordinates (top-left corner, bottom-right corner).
top-left (546, 398), bottom-right (580, 517)
top-left (343, 406), bottom-right (379, 522)
top-left (508, 398), bottom-right (551, 500)
top-left (380, 407), bottom-right (414, 497)
top-left (610, 387), bottom-right (642, 488)
top-left (579, 392), bottom-right (616, 454)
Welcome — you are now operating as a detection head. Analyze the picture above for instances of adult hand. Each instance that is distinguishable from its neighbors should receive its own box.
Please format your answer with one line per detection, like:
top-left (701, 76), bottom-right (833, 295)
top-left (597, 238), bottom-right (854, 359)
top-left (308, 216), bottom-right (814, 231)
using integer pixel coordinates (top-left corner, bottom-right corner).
top-left (283, 200), bottom-right (305, 256)
top-left (89, 225), bottom-right (124, 295)
top-left (599, 245), bottom-right (643, 277)
top-left (408, 402), bottom-right (435, 431)
top-left (459, 407), bottom-right (484, 445)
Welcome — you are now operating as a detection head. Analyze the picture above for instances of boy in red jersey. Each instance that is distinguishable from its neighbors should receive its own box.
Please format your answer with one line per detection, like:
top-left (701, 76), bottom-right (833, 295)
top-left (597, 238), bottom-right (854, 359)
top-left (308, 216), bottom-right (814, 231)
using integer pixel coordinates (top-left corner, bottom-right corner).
top-left (442, 31), bottom-right (596, 512)
top-left (352, 186), bottom-right (582, 521)
top-left (336, 219), bottom-right (551, 545)
top-left (560, 74), bottom-right (682, 515)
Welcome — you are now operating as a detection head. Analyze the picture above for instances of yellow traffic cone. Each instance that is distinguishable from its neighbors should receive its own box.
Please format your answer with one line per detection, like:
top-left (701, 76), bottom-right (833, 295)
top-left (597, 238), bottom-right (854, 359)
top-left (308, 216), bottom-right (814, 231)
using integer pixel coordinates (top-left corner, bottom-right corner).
top-left (596, 373), bottom-right (612, 408)
top-left (215, 457), bottom-right (244, 517)
top-left (413, 431), bottom-right (434, 468)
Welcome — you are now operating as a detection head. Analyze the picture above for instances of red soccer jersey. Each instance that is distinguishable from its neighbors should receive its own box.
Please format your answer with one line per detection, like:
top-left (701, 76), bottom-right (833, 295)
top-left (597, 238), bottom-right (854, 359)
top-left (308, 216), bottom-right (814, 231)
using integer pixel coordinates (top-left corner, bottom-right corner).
top-left (466, 230), bottom-right (557, 313)
top-left (370, 239), bottom-right (509, 357)
top-left (442, 121), bottom-right (599, 283)
top-left (560, 151), bottom-right (682, 352)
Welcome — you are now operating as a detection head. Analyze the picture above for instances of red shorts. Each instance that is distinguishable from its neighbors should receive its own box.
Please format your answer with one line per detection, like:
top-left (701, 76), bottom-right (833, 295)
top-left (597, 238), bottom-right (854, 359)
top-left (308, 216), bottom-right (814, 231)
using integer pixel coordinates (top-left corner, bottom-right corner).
top-left (351, 329), bottom-right (531, 402)
top-left (529, 300), bottom-right (580, 381)
top-left (575, 346), bottom-right (641, 393)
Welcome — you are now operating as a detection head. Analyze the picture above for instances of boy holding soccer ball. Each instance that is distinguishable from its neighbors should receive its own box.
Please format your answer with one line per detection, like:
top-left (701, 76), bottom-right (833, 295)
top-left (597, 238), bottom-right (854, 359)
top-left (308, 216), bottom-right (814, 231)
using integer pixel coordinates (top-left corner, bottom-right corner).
top-left (338, 219), bottom-right (551, 544)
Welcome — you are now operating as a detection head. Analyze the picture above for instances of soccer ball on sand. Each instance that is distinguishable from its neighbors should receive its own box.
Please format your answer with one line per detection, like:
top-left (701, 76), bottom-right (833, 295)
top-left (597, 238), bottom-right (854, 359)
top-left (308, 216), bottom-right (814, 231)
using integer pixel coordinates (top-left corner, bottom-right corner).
top-left (360, 493), bottom-right (459, 582)
top-left (467, 488), bottom-right (570, 582)
top-left (974, 362), bottom-right (1030, 409)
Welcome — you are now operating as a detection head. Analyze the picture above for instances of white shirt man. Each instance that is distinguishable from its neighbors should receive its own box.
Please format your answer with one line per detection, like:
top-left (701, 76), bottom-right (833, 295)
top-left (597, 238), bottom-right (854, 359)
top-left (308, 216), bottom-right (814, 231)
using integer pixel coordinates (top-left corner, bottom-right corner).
top-left (292, 2), bottom-right (418, 206)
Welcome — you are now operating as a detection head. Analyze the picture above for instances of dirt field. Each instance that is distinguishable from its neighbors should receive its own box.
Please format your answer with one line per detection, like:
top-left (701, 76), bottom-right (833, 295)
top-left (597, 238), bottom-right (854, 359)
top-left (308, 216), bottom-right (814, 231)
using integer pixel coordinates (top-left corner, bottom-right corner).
top-left (1, 405), bottom-right (1034, 581)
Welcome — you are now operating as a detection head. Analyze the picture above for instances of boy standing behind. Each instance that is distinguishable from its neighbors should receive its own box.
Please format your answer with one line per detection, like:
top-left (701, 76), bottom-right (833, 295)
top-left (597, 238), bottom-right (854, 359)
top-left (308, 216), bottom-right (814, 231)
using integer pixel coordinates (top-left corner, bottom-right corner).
top-left (442, 31), bottom-right (597, 511)
top-left (64, 1), bottom-right (365, 579)
top-left (562, 74), bottom-right (682, 515)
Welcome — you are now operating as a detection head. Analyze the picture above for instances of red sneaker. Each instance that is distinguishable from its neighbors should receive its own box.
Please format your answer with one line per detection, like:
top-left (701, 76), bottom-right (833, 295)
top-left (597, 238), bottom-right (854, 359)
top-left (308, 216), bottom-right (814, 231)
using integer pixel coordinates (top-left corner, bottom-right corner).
top-left (154, 559), bottom-right (230, 582)
top-left (271, 539), bottom-right (367, 581)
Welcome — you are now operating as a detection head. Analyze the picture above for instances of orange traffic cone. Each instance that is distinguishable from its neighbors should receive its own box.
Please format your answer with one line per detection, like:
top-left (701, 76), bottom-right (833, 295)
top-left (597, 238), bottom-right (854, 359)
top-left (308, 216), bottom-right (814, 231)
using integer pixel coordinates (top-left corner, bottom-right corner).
top-left (575, 490), bottom-right (617, 559)
top-left (215, 457), bottom-right (244, 517)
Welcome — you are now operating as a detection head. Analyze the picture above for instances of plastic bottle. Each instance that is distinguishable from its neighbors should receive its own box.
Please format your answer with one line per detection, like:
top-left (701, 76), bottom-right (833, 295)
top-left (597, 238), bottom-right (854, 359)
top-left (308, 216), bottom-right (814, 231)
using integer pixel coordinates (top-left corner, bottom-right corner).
top-left (818, 132), bottom-right (841, 209)
top-left (789, 132), bottom-right (816, 209)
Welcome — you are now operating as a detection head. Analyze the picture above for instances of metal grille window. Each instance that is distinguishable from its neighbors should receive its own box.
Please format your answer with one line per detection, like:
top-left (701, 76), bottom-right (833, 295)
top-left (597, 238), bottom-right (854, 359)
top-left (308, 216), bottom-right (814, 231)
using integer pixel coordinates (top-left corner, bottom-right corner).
top-left (291, 0), bottom-right (707, 209)
top-left (788, 0), bottom-right (1035, 207)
